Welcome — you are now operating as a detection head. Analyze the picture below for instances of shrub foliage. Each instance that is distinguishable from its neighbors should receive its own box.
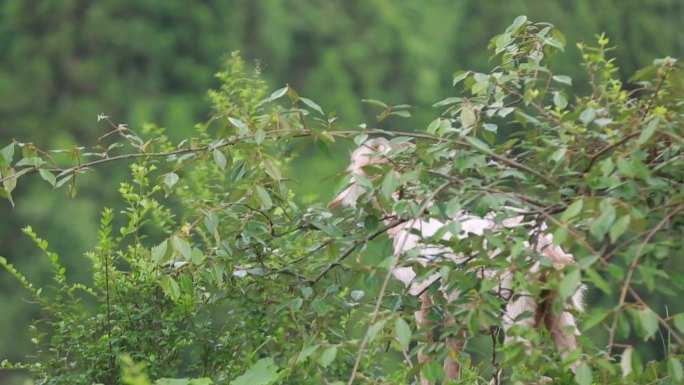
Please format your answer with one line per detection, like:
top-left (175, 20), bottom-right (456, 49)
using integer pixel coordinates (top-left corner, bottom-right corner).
top-left (0, 18), bottom-right (683, 385)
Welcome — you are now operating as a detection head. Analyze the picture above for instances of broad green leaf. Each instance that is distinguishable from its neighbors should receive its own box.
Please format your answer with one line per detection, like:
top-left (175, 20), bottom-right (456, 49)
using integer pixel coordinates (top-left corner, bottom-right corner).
top-left (228, 117), bottom-right (249, 136)
top-left (585, 268), bottom-right (611, 295)
top-left (394, 317), bottom-right (412, 349)
top-left (507, 15), bottom-right (527, 33)
top-left (164, 172), bottom-right (179, 188)
top-left (3, 167), bottom-right (17, 193)
top-left (460, 104), bottom-right (477, 128)
top-left (559, 269), bottom-right (581, 300)
top-left (264, 158), bottom-right (282, 181)
top-left (620, 347), bottom-right (633, 377)
top-left (465, 136), bottom-right (491, 152)
top-left (637, 117), bottom-right (659, 145)
top-left (381, 171), bottom-right (399, 202)
top-left (151, 240), bottom-right (168, 263)
top-left (609, 215), bottom-right (631, 243)
top-left (160, 276), bottom-right (180, 301)
top-left (213, 149), bottom-right (228, 171)
top-left (362, 99), bottom-right (388, 109)
top-left (296, 345), bottom-right (319, 363)
top-left (16, 157), bottom-right (44, 167)
top-left (639, 308), bottom-right (658, 340)
top-left (0, 143), bottom-right (14, 166)
top-left (299, 97), bottom-right (324, 115)
top-left (452, 71), bottom-right (470, 86)
top-left (561, 199), bottom-right (583, 222)
top-left (156, 378), bottom-right (212, 385)
top-left (255, 185), bottom-right (273, 209)
top-left (589, 204), bottom-right (616, 240)
top-left (574, 363), bottom-right (592, 385)
top-left (552, 75), bottom-right (572, 85)
top-left (230, 357), bottom-right (280, 385)
top-left (254, 128), bottom-right (266, 144)
top-left (553, 92), bottom-right (568, 109)
top-left (317, 347), bottom-right (337, 368)
top-left (172, 236), bottom-right (192, 260)
top-left (668, 357), bottom-right (683, 382)
top-left (367, 319), bottom-right (387, 342)
top-left (579, 108), bottom-right (596, 124)
top-left (673, 313), bottom-right (684, 334)
top-left (38, 169), bottom-right (56, 187)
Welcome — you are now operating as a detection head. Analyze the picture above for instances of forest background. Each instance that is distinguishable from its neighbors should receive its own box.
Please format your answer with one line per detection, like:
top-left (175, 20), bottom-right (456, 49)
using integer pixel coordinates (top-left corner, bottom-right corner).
top-left (0, 1), bottom-right (683, 384)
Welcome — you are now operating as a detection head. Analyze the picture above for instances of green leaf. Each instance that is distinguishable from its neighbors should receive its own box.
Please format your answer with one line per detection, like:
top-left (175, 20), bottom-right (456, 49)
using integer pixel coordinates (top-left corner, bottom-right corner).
top-left (164, 172), bottom-right (179, 188)
top-left (0, 143), bottom-right (14, 166)
top-left (156, 378), bottom-right (212, 385)
top-left (38, 169), bottom-right (56, 187)
top-left (296, 345), bottom-right (319, 363)
top-left (507, 15), bottom-right (527, 33)
top-left (559, 268), bottom-right (581, 300)
top-left (213, 149), bottom-right (228, 171)
top-left (553, 92), bottom-right (568, 109)
top-left (673, 313), bottom-right (684, 334)
top-left (460, 104), bottom-right (477, 128)
top-left (3, 167), bottom-right (17, 193)
top-left (668, 357), bottom-right (683, 382)
top-left (172, 236), bottom-right (192, 260)
top-left (160, 276), bottom-right (181, 301)
top-left (362, 99), bottom-right (388, 109)
top-left (585, 268), bottom-right (611, 295)
top-left (589, 204), bottom-right (616, 240)
top-left (638, 308), bottom-right (658, 340)
top-left (16, 157), bottom-right (44, 167)
top-left (151, 240), bottom-right (168, 263)
top-left (367, 319), bottom-right (387, 342)
top-left (264, 158), bottom-right (282, 181)
top-left (637, 117), bottom-right (659, 145)
top-left (609, 215), bottom-right (631, 243)
top-left (452, 71), bottom-right (470, 86)
top-left (255, 185), bottom-right (273, 209)
top-left (561, 199), bottom-right (583, 222)
top-left (381, 171), bottom-right (399, 202)
top-left (254, 128), bottom-right (266, 145)
top-left (390, 110), bottom-right (411, 118)
top-left (317, 347), bottom-right (337, 368)
top-left (579, 108), bottom-right (596, 124)
top-left (394, 317), bottom-right (412, 349)
top-left (574, 363), bottom-right (592, 385)
top-left (230, 357), bottom-right (280, 385)
top-left (269, 86), bottom-right (288, 101)
top-left (552, 75), bottom-right (572, 85)
top-left (620, 347), bottom-right (633, 377)
top-left (465, 136), bottom-right (491, 153)
top-left (299, 97), bottom-right (324, 115)
top-left (228, 117), bottom-right (249, 136)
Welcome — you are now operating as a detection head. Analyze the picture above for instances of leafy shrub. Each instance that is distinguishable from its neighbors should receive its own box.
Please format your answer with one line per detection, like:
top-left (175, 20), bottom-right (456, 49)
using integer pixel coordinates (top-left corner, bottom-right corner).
top-left (1, 17), bottom-right (683, 384)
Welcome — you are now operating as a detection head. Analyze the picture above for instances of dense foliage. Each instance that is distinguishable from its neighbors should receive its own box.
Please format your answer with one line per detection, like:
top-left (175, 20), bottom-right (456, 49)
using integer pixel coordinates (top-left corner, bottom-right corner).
top-left (1, 17), bottom-right (684, 385)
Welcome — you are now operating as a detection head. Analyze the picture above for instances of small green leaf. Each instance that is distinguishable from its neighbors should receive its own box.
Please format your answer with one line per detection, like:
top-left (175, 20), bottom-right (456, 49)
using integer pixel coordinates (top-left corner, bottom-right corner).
top-left (263, 158), bottom-right (282, 181)
top-left (362, 99), bottom-right (388, 109)
top-left (639, 308), bottom-right (659, 340)
top-left (213, 149), bottom-right (228, 171)
top-left (164, 172), bottom-right (179, 188)
top-left (579, 108), bottom-right (596, 124)
top-left (394, 317), bottom-right (412, 349)
top-left (381, 171), bottom-right (399, 202)
top-left (609, 215), bottom-right (631, 243)
top-left (0, 143), bottom-right (14, 166)
top-left (367, 319), bottom-right (387, 342)
top-left (460, 104), bottom-right (477, 128)
top-left (228, 117), bottom-right (249, 135)
top-left (668, 357), bottom-right (683, 382)
top-left (299, 97), bottom-right (324, 115)
top-left (673, 313), bottom-right (684, 334)
top-left (585, 268), bottom-right (611, 295)
top-left (3, 167), bottom-right (17, 193)
top-left (269, 86), bottom-right (288, 101)
top-left (553, 92), bottom-right (568, 109)
top-left (296, 345), bottom-right (319, 363)
top-left (507, 15), bottom-right (527, 33)
top-left (254, 128), bottom-right (266, 145)
top-left (317, 347), bottom-right (337, 368)
top-left (255, 185), bottom-right (273, 209)
top-left (452, 71), bottom-right (470, 86)
top-left (38, 169), bottom-right (56, 187)
top-left (561, 199), bottom-right (583, 222)
top-left (552, 75), bottom-right (573, 85)
top-left (574, 363), bottom-right (592, 385)
top-left (390, 110), bottom-right (411, 118)
top-left (152, 240), bottom-right (168, 263)
top-left (637, 117), bottom-right (659, 145)
top-left (172, 236), bottom-right (192, 260)
top-left (620, 347), bottom-right (633, 377)
top-left (559, 269), bottom-right (581, 300)
top-left (230, 357), bottom-right (280, 385)
top-left (465, 136), bottom-right (491, 152)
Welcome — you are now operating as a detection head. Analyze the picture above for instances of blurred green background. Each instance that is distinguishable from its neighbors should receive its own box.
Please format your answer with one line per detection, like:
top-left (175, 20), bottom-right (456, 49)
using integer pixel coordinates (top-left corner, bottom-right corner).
top-left (1, 1), bottom-right (682, 383)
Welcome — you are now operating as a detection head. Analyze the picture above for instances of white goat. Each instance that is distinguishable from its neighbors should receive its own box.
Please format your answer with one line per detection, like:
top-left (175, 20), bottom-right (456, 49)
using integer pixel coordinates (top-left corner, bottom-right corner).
top-left (329, 138), bottom-right (584, 384)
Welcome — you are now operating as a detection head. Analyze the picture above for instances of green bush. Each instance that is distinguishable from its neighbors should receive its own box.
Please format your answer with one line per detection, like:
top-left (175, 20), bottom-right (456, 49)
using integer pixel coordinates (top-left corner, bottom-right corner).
top-left (1, 18), bottom-right (683, 384)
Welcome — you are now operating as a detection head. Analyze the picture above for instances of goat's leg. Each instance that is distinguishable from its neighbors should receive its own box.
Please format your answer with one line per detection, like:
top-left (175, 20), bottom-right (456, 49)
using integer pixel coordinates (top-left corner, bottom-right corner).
top-left (544, 309), bottom-right (580, 371)
top-left (443, 313), bottom-right (466, 382)
top-left (415, 292), bottom-right (434, 385)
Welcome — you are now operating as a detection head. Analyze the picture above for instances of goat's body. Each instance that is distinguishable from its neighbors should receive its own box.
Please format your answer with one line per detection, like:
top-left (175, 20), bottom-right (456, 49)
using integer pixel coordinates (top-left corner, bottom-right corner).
top-left (330, 138), bottom-right (584, 383)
